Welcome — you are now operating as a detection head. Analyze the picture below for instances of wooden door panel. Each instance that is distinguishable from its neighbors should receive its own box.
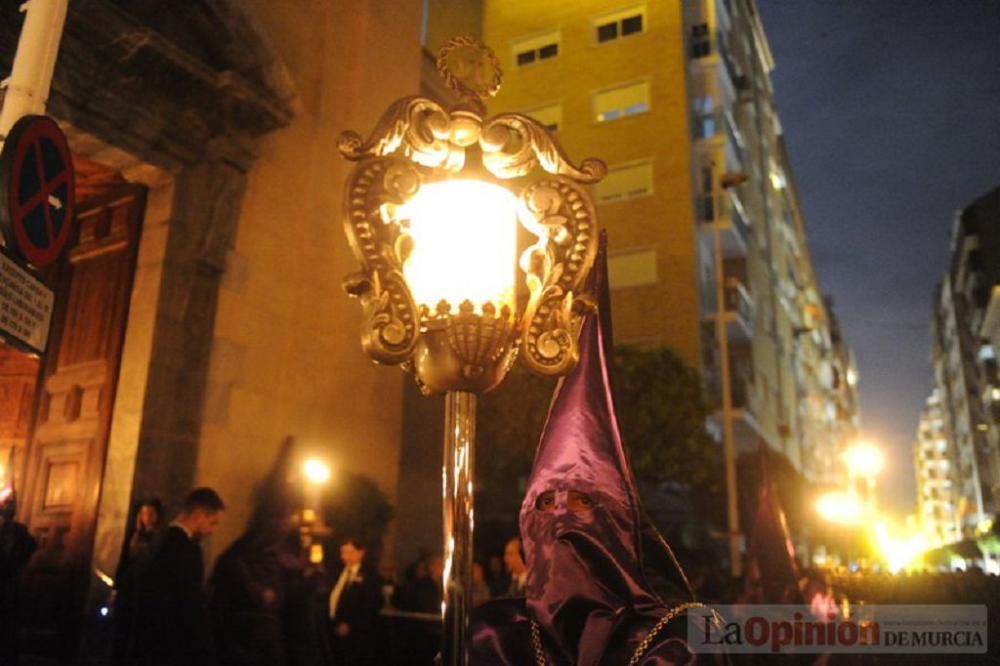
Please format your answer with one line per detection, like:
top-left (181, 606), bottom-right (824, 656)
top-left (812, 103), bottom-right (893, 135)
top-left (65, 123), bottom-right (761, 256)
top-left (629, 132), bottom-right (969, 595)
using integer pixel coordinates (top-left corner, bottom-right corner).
top-left (0, 346), bottom-right (39, 494)
top-left (23, 190), bottom-right (143, 557)
top-left (19, 184), bottom-right (146, 659)
top-left (26, 439), bottom-right (91, 556)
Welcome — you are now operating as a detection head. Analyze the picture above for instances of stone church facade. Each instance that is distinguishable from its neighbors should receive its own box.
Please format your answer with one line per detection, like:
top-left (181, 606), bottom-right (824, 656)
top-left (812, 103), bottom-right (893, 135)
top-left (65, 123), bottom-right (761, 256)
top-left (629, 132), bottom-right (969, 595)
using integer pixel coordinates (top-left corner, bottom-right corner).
top-left (0, 1), bottom-right (422, 660)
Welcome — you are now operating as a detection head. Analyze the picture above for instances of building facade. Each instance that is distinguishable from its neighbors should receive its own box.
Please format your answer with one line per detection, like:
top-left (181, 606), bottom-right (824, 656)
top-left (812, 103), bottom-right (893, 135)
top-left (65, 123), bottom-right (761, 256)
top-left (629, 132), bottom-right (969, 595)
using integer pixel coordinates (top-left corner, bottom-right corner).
top-left (914, 390), bottom-right (962, 547)
top-left (479, 0), bottom-right (858, 486)
top-left (0, 1), bottom-right (423, 660)
top-left (930, 186), bottom-right (1000, 541)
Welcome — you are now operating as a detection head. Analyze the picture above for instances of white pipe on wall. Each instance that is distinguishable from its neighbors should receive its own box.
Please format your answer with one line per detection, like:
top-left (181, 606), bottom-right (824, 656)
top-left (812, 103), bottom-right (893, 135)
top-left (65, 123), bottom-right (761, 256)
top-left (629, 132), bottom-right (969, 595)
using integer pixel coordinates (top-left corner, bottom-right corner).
top-left (0, 0), bottom-right (69, 142)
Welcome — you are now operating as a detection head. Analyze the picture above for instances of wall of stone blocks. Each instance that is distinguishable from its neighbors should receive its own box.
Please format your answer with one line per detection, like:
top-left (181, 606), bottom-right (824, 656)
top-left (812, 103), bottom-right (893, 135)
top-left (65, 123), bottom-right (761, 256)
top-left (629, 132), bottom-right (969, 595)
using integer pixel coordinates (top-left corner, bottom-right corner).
top-left (196, 0), bottom-right (425, 566)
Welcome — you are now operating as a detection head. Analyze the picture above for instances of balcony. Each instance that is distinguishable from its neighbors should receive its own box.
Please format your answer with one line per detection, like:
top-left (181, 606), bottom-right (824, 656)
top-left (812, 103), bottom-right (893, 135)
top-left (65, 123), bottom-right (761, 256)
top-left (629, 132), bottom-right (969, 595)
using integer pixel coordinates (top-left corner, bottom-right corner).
top-left (690, 27), bottom-right (738, 103)
top-left (717, 0), bottom-right (734, 27)
top-left (703, 275), bottom-right (753, 344)
top-left (696, 189), bottom-right (750, 258)
top-left (730, 280), bottom-right (753, 325)
top-left (704, 358), bottom-right (763, 453)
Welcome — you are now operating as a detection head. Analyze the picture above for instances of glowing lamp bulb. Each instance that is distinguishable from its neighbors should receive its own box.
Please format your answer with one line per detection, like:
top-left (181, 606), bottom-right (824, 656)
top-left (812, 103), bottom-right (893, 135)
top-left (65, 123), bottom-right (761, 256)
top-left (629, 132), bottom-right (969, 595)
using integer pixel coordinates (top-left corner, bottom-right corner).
top-left (303, 459), bottom-right (331, 485)
top-left (399, 179), bottom-right (519, 314)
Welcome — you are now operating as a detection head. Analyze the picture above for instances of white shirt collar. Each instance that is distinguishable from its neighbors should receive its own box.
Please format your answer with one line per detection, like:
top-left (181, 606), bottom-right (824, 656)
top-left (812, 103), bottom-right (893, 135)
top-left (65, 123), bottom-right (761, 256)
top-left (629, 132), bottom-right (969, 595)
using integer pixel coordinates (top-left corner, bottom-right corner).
top-left (170, 520), bottom-right (193, 540)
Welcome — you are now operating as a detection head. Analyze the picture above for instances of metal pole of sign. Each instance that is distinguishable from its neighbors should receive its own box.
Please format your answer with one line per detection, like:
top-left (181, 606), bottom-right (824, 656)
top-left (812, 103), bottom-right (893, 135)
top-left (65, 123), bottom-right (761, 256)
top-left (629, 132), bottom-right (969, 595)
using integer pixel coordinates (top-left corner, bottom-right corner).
top-left (0, 0), bottom-right (68, 148)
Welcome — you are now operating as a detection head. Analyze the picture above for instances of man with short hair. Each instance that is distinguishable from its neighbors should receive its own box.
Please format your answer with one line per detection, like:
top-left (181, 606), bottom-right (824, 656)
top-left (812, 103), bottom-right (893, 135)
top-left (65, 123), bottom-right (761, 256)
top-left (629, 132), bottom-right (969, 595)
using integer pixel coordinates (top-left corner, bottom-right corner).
top-left (328, 536), bottom-right (382, 666)
top-left (130, 487), bottom-right (225, 666)
top-left (503, 537), bottom-right (527, 596)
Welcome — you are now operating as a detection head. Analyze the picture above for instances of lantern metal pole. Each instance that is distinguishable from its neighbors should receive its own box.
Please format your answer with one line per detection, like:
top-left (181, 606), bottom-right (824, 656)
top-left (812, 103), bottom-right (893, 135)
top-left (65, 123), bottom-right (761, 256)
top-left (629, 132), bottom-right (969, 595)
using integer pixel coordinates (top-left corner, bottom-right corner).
top-left (441, 390), bottom-right (476, 666)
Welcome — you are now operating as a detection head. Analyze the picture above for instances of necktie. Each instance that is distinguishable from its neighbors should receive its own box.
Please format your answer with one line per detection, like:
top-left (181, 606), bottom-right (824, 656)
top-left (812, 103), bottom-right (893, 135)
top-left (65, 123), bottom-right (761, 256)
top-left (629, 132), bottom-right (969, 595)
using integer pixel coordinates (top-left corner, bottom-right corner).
top-left (329, 566), bottom-right (354, 619)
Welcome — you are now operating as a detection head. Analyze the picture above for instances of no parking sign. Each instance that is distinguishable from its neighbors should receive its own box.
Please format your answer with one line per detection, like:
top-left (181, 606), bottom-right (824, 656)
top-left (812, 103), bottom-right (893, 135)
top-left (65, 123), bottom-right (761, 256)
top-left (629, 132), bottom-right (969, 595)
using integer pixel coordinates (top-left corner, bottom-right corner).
top-left (0, 115), bottom-right (68, 353)
top-left (0, 114), bottom-right (75, 268)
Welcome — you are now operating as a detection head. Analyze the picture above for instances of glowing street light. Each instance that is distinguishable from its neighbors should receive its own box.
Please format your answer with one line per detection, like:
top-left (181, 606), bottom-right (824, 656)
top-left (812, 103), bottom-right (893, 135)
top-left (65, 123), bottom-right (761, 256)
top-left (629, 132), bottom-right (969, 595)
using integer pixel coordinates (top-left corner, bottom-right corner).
top-left (816, 491), bottom-right (865, 526)
top-left (843, 441), bottom-right (885, 478)
top-left (303, 458), bottom-right (331, 486)
top-left (843, 440), bottom-right (884, 513)
top-left (872, 520), bottom-right (927, 574)
top-left (338, 37), bottom-right (604, 664)
top-left (301, 457), bottom-right (333, 566)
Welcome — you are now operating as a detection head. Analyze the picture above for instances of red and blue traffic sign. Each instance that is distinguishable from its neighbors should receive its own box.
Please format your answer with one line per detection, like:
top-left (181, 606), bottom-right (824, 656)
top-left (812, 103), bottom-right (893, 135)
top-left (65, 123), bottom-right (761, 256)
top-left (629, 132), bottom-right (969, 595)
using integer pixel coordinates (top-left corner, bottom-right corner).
top-left (0, 115), bottom-right (76, 268)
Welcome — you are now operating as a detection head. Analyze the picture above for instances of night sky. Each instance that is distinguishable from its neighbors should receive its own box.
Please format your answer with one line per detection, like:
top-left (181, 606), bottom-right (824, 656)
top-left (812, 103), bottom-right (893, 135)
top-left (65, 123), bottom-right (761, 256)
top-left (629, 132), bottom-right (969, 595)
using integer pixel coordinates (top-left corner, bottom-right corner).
top-left (755, 1), bottom-right (1000, 514)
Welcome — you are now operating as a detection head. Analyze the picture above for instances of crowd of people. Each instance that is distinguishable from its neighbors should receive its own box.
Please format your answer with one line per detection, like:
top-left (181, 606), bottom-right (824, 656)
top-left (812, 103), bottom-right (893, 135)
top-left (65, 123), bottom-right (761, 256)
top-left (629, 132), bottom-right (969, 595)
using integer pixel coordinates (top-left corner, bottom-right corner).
top-left (103, 484), bottom-right (537, 666)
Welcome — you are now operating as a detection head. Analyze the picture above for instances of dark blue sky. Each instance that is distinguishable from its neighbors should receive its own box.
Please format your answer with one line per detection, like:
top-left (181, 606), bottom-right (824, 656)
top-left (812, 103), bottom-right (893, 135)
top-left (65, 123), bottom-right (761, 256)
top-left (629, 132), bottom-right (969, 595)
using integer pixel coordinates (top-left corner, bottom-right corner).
top-left (756, 1), bottom-right (1000, 514)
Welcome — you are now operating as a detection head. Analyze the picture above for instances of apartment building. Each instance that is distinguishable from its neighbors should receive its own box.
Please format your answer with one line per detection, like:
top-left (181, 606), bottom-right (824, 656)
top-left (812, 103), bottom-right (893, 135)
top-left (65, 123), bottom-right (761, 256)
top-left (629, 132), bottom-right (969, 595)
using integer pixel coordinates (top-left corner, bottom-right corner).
top-left (931, 187), bottom-right (1000, 539)
top-left (479, 0), bottom-right (858, 482)
top-left (914, 390), bottom-right (962, 547)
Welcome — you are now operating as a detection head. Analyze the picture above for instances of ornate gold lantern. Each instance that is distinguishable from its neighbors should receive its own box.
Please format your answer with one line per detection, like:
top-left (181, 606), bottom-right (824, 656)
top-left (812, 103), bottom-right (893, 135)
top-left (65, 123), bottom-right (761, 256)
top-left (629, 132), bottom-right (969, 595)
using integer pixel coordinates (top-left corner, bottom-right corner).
top-left (338, 37), bottom-right (604, 664)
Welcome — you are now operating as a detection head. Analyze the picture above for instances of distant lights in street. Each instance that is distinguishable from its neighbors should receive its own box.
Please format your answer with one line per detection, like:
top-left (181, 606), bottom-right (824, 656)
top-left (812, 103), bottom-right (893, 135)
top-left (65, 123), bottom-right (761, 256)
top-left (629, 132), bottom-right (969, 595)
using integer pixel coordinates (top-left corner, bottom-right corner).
top-left (99, 606), bottom-right (110, 618)
top-left (303, 458), bottom-right (331, 485)
top-left (873, 521), bottom-right (927, 574)
top-left (843, 441), bottom-right (884, 477)
top-left (816, 491), bottom-right (864, 525)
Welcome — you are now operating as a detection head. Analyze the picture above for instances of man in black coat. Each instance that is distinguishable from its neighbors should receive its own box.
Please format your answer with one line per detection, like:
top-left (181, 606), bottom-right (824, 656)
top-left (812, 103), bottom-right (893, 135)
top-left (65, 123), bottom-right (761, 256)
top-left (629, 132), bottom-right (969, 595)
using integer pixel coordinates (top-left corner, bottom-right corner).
top-left (0, 489), bottom-right (36, 664)
top-left (327, 536), bottom-right (382, 666)
top-left (130, 487), bottom-right (225, 666)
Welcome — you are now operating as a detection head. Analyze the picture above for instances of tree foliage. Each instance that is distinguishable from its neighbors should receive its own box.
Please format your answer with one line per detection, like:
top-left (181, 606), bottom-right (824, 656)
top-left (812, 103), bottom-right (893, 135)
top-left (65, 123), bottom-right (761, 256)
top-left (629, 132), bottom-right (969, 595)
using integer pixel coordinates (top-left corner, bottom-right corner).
top-left (613, 346), bottom-right (720, 488)
top-left (476, 345), bottom-right (721, 524)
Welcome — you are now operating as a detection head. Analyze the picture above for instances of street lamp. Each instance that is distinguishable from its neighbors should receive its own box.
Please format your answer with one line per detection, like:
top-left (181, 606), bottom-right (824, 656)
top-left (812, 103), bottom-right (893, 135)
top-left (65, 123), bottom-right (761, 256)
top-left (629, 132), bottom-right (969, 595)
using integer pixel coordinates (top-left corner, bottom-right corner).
top-left (815, 490), bottom-right (865, 526)
top-left (337, 37), bottom-right (604, 664)
top-left (843, 441), bottom-right (884, 477)
top-left (302, 457), bottom-right (332, 564)
top-left (843, 440), bottom-right (884, 513)
top-left (303, 458), bottom-right (332, 486)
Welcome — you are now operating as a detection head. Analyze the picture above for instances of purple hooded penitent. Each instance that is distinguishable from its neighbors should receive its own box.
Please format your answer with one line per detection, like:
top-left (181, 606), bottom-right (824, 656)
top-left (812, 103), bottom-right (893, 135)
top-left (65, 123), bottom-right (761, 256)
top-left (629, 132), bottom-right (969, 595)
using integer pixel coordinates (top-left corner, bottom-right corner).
top-left (471, 233), bottom-right (698, 666)
top-left (744, 444), bottom-right (801, 605)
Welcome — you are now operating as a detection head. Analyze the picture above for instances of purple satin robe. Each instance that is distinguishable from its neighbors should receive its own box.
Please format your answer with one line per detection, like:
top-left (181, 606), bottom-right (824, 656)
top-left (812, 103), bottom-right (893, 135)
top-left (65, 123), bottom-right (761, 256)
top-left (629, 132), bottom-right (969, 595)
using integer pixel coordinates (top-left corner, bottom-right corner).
top-left (471, 234), bottom-right (707, 666)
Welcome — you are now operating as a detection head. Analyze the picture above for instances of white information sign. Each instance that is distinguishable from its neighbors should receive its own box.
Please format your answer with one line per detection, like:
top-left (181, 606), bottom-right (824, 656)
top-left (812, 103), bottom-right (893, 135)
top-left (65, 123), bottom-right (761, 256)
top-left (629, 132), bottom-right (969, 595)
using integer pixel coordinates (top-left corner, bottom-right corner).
top-left (0, 249), bottom-right (53, 354)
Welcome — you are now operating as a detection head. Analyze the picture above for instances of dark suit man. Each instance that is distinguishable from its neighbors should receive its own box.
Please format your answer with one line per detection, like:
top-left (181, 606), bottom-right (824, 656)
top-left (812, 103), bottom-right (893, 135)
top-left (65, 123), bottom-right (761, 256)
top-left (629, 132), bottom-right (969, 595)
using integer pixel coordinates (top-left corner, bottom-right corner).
top-left (503, 537), bottom-right (527, 596)
top-left (0, 489), bottom-right (36, 664)
top-left (130, 487), bottom-right (225, 666)
top-left (327, 537), bottom-right (381, 665)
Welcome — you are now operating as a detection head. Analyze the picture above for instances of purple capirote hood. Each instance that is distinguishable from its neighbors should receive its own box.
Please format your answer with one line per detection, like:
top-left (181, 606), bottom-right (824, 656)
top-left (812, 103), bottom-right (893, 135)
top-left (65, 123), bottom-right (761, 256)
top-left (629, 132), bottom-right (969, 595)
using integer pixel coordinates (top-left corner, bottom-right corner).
top-left (518, 232), bottom-right (663, 664)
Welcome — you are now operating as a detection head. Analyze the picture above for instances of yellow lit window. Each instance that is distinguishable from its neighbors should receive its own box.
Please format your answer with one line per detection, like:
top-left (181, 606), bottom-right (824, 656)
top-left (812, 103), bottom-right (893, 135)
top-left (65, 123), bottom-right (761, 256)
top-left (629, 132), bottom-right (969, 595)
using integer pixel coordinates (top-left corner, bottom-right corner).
top-left (512, 30), bottom-right (560, 67)
top-left (593, 81), bottom-right (650, 122)
top-left (595, 161), bottom-right (653, 204)
top-left (522, 102), bottom-right (561, 132)
top-left (608, 248), bottom-right (658, 288)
